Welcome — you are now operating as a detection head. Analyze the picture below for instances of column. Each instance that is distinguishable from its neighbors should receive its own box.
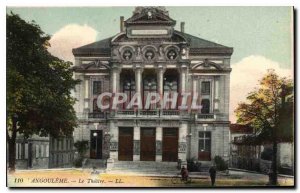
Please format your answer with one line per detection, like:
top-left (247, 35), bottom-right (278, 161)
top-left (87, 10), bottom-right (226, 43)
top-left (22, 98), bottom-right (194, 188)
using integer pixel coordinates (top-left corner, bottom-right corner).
top-left (110, 66), bottom-right (120, 94)
top-left (192, 77), bottom-right (197, 95)
top-left (179, 65), bottom-right (188, 93)
top-left (157, 66), bottom-right (165, 96)
top-left (192, 77), bottom-right (198, 112)
top-left (134, 65), bottom-right (143, 95)
top-left (178, 122), bottom-right (188, 164)
top-left (156, 66), bottom-right (165, 110)
top-left (83, 78), bottom-right (90, 113)
top-left (110, 66), bottom-right (120, 113)
top-left (214, 77), bottom-right (220, 111)
top-left (134, 65), bottom-right (143, 110)
top-left (108, 121), bottom-right (118, 160)
top-left (155, 127), bottom-right (162, 161)
top-left (179, 64), bottom-right (188, 113)
top-left (133, 126), bottom-right (140, 161)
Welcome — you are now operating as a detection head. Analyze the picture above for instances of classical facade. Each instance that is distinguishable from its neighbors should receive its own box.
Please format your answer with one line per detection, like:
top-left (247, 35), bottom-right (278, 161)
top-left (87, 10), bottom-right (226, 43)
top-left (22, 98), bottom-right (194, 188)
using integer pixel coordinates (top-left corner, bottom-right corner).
top-left (72, 7), bottom-right (233, 165)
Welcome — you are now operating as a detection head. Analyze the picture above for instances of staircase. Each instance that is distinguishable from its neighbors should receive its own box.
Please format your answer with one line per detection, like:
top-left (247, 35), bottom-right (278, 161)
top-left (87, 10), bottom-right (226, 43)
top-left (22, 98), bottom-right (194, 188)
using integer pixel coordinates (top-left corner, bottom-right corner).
top-left (200, 161), bottom-right (212, 172)
top-left (110, 161), bottom-right (179, 175)
top-left (82, 159), bottom-right (107, 169)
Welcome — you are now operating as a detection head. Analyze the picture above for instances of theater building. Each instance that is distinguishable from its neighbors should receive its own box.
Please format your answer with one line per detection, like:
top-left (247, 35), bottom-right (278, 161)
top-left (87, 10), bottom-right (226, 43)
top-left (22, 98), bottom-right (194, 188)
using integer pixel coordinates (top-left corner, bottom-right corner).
top-left (72, 7), bottom-right (233, 166)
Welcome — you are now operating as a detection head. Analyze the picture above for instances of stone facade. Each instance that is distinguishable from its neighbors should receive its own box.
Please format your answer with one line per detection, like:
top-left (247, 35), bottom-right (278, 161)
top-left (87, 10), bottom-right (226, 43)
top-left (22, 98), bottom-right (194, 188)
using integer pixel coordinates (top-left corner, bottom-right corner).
top-left (72, 7), bottom-right (233, 164)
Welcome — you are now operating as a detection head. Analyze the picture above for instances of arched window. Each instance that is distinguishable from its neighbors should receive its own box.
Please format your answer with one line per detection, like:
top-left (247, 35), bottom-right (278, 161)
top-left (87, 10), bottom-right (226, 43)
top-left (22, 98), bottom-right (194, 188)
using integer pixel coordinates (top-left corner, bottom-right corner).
top-left (163, 69), bottom-right (179, 110)
top-left (201, 99), bottom-right (210, 114)
top-left (143, 70), bottom-right (157, 109)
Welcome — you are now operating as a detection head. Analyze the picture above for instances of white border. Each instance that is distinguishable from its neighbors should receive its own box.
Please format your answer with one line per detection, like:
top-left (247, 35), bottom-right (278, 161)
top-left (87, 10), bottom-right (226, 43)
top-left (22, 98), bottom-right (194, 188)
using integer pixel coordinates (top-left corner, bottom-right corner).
top-left (1, 1), bottom-right (297, 193)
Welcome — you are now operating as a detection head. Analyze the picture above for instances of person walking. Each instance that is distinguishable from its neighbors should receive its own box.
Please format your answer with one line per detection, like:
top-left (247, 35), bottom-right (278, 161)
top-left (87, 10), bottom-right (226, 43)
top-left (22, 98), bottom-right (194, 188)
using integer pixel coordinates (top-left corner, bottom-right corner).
top-left (209, 164), bottom-right (217, 186)
top-left (181, 166), bottom-right (189, 182)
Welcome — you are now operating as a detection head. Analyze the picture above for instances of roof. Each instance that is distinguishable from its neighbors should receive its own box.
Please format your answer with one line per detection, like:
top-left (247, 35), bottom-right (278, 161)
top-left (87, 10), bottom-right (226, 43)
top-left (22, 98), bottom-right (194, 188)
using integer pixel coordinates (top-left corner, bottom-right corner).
top-left (177, 31), bottom-right (228, 49)
top-left (72, 31), bottom-right (233, 57)
top-left (72, 37), bottom-right (112, 57)
top-left (230, 124), bottom-right (254, 134)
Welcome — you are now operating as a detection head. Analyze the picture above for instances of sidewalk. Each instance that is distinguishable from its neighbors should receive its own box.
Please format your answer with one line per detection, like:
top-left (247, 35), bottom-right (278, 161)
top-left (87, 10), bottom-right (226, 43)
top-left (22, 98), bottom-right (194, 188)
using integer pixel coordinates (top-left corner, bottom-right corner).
top-left (8, 167), bottom-right (294, 187)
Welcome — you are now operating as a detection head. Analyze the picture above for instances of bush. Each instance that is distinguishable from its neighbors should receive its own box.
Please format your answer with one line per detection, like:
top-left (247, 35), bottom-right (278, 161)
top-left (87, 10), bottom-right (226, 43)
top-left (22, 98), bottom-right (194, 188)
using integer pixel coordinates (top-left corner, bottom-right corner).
top-left (74, 140), bottom-right (89, 157)
top-left (187, 158), bottom-right (202, 172)
top-left (214, 156), bottom-right (228, 171)
top-left (74, 157), bottom-right (83, 168)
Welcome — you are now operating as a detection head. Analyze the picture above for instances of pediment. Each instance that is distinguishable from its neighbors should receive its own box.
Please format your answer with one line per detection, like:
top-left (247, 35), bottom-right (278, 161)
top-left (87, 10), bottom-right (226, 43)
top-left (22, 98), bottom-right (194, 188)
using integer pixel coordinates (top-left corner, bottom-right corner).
top-left (72, 60), bottom-right (110, 71)
top-left (125, 7), bottom-right (175, 26)
top-left (192, 59), bottom-right (222, 70)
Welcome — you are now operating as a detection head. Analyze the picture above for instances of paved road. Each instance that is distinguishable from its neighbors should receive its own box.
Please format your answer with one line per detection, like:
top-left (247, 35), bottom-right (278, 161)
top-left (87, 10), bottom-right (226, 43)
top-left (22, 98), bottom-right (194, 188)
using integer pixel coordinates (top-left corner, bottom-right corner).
top-left (7, 168), bottom-right (294, 187)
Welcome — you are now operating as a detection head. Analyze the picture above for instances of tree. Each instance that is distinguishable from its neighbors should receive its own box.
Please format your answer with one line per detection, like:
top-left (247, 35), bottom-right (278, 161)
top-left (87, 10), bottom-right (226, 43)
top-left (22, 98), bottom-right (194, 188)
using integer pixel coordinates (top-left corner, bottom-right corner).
top-left (7, 12), bottom-right (80, 172)
top-left (235, 69), bottom-right (293, 185)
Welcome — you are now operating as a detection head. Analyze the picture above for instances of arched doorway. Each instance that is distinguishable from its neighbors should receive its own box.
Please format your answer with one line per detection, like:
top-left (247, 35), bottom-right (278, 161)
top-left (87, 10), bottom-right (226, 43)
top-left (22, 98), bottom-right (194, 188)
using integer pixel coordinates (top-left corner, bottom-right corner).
top-left (120, 69), bottom-right (135, 110)
top-left (142, 69), bottom-right (157, 109)
top-left (163, 69), bottom-right (179, 110)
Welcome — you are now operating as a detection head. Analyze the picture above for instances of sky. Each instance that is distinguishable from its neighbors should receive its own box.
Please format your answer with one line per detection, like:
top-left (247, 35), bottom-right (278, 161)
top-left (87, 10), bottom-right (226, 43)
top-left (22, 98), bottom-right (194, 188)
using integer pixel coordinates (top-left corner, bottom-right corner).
top-left (6, 6), bottom-right (293, 122)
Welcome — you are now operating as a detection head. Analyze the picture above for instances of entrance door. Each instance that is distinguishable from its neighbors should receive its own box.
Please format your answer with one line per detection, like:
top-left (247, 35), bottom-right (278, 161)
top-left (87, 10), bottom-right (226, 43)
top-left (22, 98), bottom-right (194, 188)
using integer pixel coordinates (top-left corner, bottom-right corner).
top-left (118, 127), bottom-right (133, 161)
top-left (198, 131), bottom-right (211, 161)
top-left (90, 130), bottom-right (102, 159)
top-left (162, 128), bottom-right (178, 162)
top-left (140, 128), bottom-right (156, 161)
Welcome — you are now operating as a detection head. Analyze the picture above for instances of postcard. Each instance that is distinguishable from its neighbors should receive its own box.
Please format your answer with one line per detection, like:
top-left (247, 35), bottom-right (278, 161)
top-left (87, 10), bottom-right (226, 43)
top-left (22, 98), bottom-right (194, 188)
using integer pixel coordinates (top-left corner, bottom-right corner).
top-left (6, 6), bottom-right (294, 188)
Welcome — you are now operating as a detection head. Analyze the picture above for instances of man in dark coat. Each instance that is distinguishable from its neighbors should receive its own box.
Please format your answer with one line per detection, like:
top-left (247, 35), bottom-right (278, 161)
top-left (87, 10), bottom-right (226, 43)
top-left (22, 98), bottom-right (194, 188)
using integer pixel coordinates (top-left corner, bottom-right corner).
top-left (209, 165), bottom-right (217, 186)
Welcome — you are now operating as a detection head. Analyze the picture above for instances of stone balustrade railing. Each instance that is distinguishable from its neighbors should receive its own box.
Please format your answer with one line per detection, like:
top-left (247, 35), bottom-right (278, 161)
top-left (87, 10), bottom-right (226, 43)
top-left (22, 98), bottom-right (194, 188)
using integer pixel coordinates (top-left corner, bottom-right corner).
top-left (77, 111), bottom-right (217, 120)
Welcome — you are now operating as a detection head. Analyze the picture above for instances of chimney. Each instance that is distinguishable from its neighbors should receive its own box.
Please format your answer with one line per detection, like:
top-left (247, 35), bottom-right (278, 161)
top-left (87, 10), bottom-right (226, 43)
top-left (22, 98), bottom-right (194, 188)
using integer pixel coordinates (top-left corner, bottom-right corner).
top-left (180, 22), bottom-right (185, 33)
top-left (120, 16), bottom-right (124, 32)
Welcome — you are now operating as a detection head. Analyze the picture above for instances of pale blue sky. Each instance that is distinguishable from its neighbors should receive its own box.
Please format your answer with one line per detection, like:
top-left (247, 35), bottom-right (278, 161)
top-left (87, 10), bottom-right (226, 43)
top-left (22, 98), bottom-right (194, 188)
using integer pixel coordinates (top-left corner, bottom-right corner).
top-left (7, 6), bottom-right (293, 68)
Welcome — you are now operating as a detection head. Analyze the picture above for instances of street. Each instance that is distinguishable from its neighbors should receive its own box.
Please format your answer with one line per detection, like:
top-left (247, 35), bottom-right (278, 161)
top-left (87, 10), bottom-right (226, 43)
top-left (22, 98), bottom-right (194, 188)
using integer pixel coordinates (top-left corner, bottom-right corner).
top-left (7, 168), bottom-right (294, 187)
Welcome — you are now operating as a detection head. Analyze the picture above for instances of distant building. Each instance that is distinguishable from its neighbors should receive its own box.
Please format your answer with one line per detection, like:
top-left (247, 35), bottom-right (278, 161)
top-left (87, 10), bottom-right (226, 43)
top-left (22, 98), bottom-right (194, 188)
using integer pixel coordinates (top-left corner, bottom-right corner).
top-left (14, 135), bottom-right (74, 169)
top-left (229, 124), bottom-right (261, 170)
top-left (72, 6), bottom-right (233, 167)
top-left (230, 124), bottom-right (294, 175)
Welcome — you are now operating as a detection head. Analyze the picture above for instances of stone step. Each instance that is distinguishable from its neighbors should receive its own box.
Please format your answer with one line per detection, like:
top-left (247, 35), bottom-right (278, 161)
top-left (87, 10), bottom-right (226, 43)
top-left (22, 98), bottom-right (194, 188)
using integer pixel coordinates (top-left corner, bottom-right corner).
top-left (83, 159), bottom-right (106, 168)
top-left (112, 161), bottom-right (179, 172)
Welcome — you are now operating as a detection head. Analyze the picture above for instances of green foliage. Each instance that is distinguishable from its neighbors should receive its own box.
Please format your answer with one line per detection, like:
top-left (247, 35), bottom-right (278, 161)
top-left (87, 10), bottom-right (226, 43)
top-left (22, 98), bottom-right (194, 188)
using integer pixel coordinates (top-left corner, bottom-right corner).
top-left (74, 157), bottom-right (83, 168)
top-left (7, 12), bottom-right (80, 139)
top-left (234, 70), bottom-right (293, 185)
top-left (235, 69), bottom-right (294, 143)
top-left (214, 156), bottom-right (228, 171)
top-left (74, 140), bottom-right (89, 157)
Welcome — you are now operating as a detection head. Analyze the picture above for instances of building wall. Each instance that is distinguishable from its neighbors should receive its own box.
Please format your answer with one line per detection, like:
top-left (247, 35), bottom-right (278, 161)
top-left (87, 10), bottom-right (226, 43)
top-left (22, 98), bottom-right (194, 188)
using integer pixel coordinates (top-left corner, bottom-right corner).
top-left (15, 135), bottom-right (50, 169)
top-left (72, 29), bottom-right (231, 164)
top-left (49, 136), bottom-right (74, 168)
top-left (73, 122), bottom-right (110, 159)
top-left (278, 142), bottom-right (294, 168)
top-left (189, 124), bottom-right (230, 161)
